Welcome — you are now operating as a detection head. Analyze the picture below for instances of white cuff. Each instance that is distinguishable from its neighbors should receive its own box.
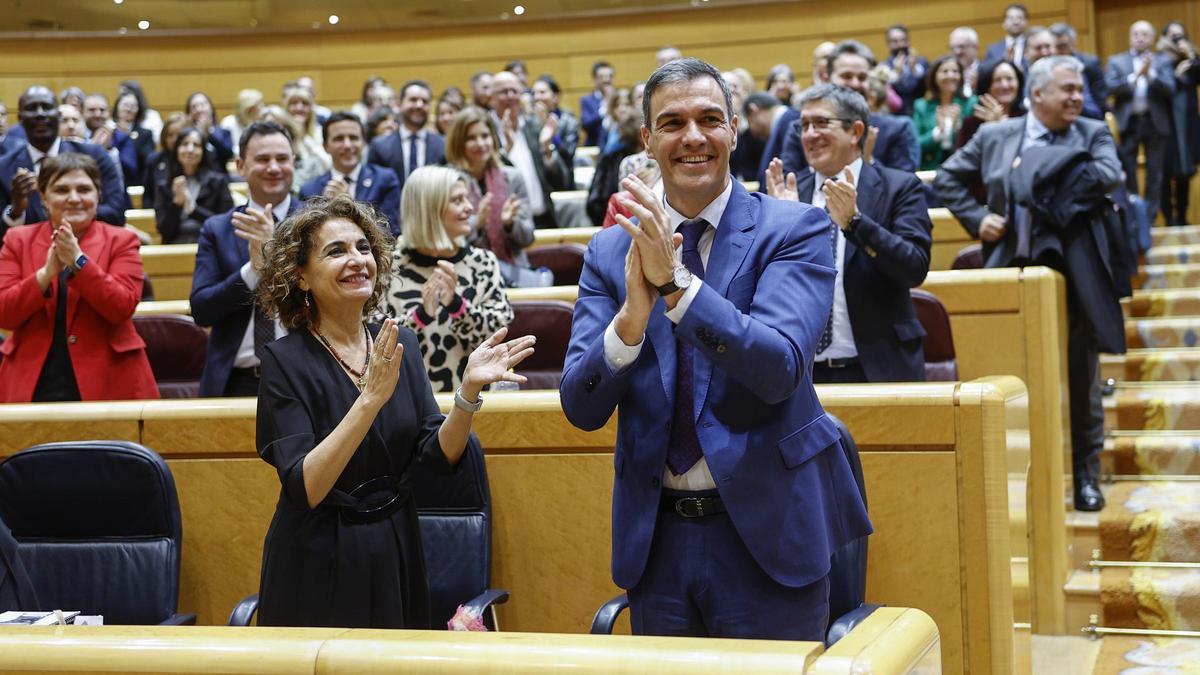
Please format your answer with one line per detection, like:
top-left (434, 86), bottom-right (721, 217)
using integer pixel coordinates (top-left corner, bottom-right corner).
top-left (603, 319), bottom-right (643, 374)
top-left (239, 262), bottom-right (260, 289)
top-left (665, 280), bottom-right (703, 324)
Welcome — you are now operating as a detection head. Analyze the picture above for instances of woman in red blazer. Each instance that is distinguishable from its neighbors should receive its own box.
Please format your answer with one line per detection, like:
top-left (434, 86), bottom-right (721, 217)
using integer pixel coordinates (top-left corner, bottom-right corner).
top-left (0, 153), bottom-right (158, 402)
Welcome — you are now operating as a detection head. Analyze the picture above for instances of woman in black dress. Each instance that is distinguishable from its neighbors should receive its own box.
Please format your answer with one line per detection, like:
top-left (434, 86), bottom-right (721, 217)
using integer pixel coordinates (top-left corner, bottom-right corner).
top-left (254, 194), bottom-right (533, 629)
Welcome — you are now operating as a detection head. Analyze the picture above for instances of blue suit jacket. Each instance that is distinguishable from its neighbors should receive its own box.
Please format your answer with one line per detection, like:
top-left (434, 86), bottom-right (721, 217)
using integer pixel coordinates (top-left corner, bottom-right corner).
top-left (580, 92), bottom-right (605, 147)
top-left (796, 162), bottom-right (932, 381)
top-left (298, 163), bottom-right (401, 235)
top-left (559, 182), bottom-right (873, 590)
top-left (781, 113), bottom-right (917, 177)
top-left (0, 139), bottom-right (127, 237)
top-left (755, 107), bottom-right (801, 189)
top-left (367, 130), bottom-right (446, 194)
top-left (190, 201), bottom-right (301, 397)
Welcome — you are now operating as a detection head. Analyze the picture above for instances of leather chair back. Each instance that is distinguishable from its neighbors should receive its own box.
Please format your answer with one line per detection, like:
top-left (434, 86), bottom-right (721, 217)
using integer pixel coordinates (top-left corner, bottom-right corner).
top-left (826, 413), bottom-right (867, 627)
top-left (951, 243), bottom-right (983, 270)
top-left (410, 437), bottom-right (493, 629)
top-left (508, 300), bottom-right (575, 390)
top-left (133, 314), bottom-right (208, 398)
top-left (0, 441), bottom-right (184, 624)
top-left (911, 288), bottom-right (958, 381)
top-left (527, 244), bottom-right (587, 286)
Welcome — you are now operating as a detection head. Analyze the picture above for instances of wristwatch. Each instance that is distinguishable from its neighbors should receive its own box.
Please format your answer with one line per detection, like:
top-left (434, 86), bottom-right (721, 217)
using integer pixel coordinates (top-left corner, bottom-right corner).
top-left (655, 265), bottom-right (693, 296)
top-left (72, 254), bottom-right (89, 271)
top-left (454, 387), bottom-right (483, 413)
top-left (845, 213), bottom-right (862, 232)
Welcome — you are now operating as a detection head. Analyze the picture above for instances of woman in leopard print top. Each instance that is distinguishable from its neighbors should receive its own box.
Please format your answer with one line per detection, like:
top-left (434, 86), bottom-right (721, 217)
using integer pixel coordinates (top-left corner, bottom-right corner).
top-left (384, 166), bottom-right (514, 392)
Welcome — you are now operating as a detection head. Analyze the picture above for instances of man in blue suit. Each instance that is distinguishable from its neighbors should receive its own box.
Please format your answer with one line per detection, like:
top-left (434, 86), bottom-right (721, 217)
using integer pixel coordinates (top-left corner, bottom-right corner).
top-left (984, 4), bottom-right (1030, 70)
top-left (580, 61), bottom-right (614, 147)
top-left (300, 112), bottom-right (400, 234)
top-left (560, 58), bottom-right (871, 640)
top-left (742, 91), bottom-right (800, 191)
top-left (767, 85), bottom-right (932, 383)
top-left (0, 86), bottom-right (127, 246)
top-left (191, 121), bottom-right (301, 397)
top-left (367, 80), bottom-right (444, 229)
top-left (780, 41), bottom-right (919, 176)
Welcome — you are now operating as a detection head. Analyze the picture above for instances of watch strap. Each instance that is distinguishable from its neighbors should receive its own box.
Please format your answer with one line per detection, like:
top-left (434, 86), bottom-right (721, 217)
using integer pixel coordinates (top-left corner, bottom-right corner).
top-left (454, 387), bottom-right (483, 412)
top-left (655, 280), bottom-right (680, 296)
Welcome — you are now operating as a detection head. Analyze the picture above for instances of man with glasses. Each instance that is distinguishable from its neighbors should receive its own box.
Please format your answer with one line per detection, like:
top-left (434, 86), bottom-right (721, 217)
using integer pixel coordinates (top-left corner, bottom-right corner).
top-left (766, 85), bottom-right (932, 384)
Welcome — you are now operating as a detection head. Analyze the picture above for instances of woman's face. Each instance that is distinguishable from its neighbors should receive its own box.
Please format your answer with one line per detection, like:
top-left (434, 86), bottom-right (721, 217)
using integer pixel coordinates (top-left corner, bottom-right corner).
top-left (176, 130), bottom-right (204, 175)
top-left (376, 113), bottom-right (399, 138)
top-left (441, 181), bottom-right (475, 240)
top-left (188, 95), bottom-right (212, 123)
top-left (300, 217), bottom-right (378, 313)
top-left (936, 60), bottom-right (962, 96)
top-left (45, 169), bottom-right (99, 232)
top-left (463, 122), bottom-right (493, 169)
top-left (436, 102), bottom-right (458, 134)
top-left (989, 63), bottom-right (1020, 107)
top-left (115, 94), bottom-right (138, 124)
top-left (532, 81), bottom-right (558, 109)
top-left (288, 97), bottom-right (312, 125)
top-left (162, 122), bottom-right (184, 155)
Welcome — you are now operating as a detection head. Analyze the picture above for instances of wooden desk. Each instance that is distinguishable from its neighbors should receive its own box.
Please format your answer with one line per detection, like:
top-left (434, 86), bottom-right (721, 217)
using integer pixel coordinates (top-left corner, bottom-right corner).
top-left (0, 378), bottom-right (1025, 675)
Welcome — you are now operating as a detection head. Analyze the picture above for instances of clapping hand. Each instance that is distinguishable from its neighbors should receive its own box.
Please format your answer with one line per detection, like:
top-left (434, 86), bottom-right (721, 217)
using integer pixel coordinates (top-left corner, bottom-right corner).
top-left (863, 126), bottom-right (879, 165)
top-left (979, 213), bottom-right (1007, 243)
top-left (539, 114), bottom-right (559, 156)
top-left (361, 319), bottom-right (404, 410)
top-left (501, 108), bottom-right (519, 150)
top-left (974, 94), bottom-right (1007, 123)
top-left (10, 168), bottom-right (37, 215)
top-left (461, 327), bottom-right (536, 396)
top-left (420, 261), bottom-right (458, 317)
top-left (51, 221), bottom-right (84, 270)
top-left (499, 195), bottom-right (520, 226)
top-left (614, 174), bottom-right (681, 290)
top-left (322, 177), bottom-right (350, 200)
top-left (764, 157), bottom-right (799, 201)
top-left (822, 169), bottom-right (858, 228)
top-left (171, 175), bottom-right (190, 207)
top-left (231, 204), bottom-right (275, 273)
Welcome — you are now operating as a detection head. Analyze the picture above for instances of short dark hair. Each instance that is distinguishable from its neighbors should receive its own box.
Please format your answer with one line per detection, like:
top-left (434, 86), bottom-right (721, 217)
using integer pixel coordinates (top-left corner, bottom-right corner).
top-left (1005, 3), bottom-right (1028, 18)
top-left (641, 58), bottom-right (733, 131)
top-left (827, 40), bottom-right (877, 75)
top-left (398, 79), bottom-right (432, 101)
top-left (359, 76), bottom-right (385, 105)
top-left (470, 71), bottom-right (491, 86)
top-left (321, 111), bottom-right (365, 144)
top-left (238, 120), bottom-right (293, 159)
top-left (592, 61), bottom-right (613, 77)
top-left (797, 84), bottom-right (870, 149)
top-left (365, 108), bottom-right (396, 141)
top-left (887, 24), bottom-right (909, 36)
top-left (742, 91), bottom-right (781, 115)
top-left (505, 59), bottom-right (527, 74)
top-left (167, 126), bottom-right (212, 179)
top-left (37, 152), bottom-right (101, 196)
top-left (536, 75), bottom-right (561, 95)
top-left (976, 59), bottom-right (1027, 116)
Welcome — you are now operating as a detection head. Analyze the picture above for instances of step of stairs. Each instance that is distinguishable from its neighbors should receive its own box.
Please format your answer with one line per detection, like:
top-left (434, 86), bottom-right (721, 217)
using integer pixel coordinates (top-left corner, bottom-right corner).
top-left (1124, 289), bottom-right (1200, 318)
top-left (1145, 244), bottom-right (1200, 266)
top-left (1104, 432), bottom-right (1200, 475)
top-left (1151, 224), bottom-right (1200, 247)
top-left (1124, 317), bottom-right (1200, 349)
top-left (1136, 264), bottom-right (1200, 290)
top-left (1106, 383), bottom-right (1200, 431)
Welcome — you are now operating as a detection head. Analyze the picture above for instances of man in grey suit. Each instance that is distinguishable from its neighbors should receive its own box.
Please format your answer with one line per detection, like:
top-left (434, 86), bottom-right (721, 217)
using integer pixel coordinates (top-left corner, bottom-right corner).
top-left (934, 55), bottom-right (1123, 512)
top-left (490, 70), bottom-right (572, 228)
top-left (1106, 20), bottom-right (1177, 224)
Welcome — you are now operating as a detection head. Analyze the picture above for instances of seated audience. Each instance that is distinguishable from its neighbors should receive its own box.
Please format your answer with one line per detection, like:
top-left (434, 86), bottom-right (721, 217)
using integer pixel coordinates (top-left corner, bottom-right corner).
top-left (185, 91), bottom-right (235, 165)
top-left (367, 80), bottom-right (444, 206)
top-left (220, 88), bottom-right (265, 152)
top-left (587, 108), bottom-right (645, 227)
top-left (469, 71), bottom-right (493, 110)
top-left (440, 86), bottom-right (466, 108)
top-left (580, 61), bottom-right (614, 146)
top-left (82, 93), bottom-right (139, 190)
top-left (190, 121), bottom-right (302, 397)
top-left (434, 93), bottom-right (461, 137)
top-left (765, 64), bottom-right (798, 105)
top-left (350, 75), bottom-right (387, 123)
top-left (1051, 22), bottom-right (1108, 117)
top-left (885, 24), bottom-right (929, 115)
top-left (112, 89), bottom-right (155, 185)
top-left (766, 84), bottom-right (932, 384)
top-left (153, 126), bottom-right (235, 244)
top-left (444, 107), bottom-right (542, 287)
top-left (490, 70), bottom-right (571, 228)
top-left (58, 87), bottom-right (84, 111)
top-left (531, 75), bottom-right (579, 168)
top-left (742, 91), bottom-right (800, 189)
top-left (384, 166), bottom-right (516, 393)
top-left (599, 87), bottom-right (634, 154)
top-left (300, 112), bottom-right (401, 235)
top-left (260, 104), bottom-right (321, 194)
top-left (254, 192), bottom-right (532, 628)
top-left (367, 107), bottom-right (399, 143)
top-left (913, 55), bottom-right (976, 170)
top-left (0, 85), bottom-right (127, 245)
top-left (57, 104), bottom-right (86, 141)
top-left (985, 3), bottom-right (1030, 69)
top-left (0, 153), bottom-right (158, 402)
top-left (119, 80), bottom-right (162, 144)
top-left (950, 27), bottom-right (982, 96)
top-left (141, 112), bottom-right (187, 211)
top-left (283, 86), bottom-right (332, 187)
top-left (958, 59), bottom-right (1025, 148)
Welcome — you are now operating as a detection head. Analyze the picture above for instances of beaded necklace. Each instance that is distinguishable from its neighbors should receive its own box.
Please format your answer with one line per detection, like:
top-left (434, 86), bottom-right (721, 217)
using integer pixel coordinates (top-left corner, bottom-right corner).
top-left (313, 323), bottom-right (372, 390)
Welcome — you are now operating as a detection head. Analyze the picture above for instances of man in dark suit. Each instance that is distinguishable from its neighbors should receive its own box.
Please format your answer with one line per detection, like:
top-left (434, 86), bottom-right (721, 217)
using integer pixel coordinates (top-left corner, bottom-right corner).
top-left (885, 25), bottom-right (928, 116)
top-left (560, 58), bottom-right (871, 641)
top-left (300, 112), bottom-right (400, 234)
top-left (82, 93), bottom-right (139, 189)
top-left (366, 79), bottom-right (445, 214)
top-left (742, 92), bottom-right (800, 190)
top-left (984, 3), bottom-right (1030, 70)
top-left (1107, 20), bottom-right (1177, 224)
top-left (766, 85), bottom-right (932, 384)
top-left (580, 61), bottom-right (614, 147)
top-left (934, 55), bottom-right (1123, 511)
top-left (491, 70), bottom-right (572, 228)
top-left (780, 41), bottom-right (919, 176)
top-left (0, 86), bottom-right (126, 246)
top-left (1051, 22), bottom-right (1108, 117)
top-left (191, 121), bottom-right (301, 397)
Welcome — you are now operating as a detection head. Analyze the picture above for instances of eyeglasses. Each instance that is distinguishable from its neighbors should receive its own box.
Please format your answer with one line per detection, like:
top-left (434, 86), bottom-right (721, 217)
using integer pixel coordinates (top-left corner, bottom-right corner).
top-left (799, 117), bottom-right (851, 132)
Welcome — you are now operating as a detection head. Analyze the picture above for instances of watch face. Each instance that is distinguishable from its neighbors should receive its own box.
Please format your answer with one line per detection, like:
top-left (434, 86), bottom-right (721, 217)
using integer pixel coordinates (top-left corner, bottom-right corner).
top-left (672, 265), bottom-right (693, 289)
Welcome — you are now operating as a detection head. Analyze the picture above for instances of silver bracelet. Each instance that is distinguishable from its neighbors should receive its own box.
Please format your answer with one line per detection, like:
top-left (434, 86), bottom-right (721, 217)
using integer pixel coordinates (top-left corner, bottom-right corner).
top-left (454, 387), bottom-right (483, 413)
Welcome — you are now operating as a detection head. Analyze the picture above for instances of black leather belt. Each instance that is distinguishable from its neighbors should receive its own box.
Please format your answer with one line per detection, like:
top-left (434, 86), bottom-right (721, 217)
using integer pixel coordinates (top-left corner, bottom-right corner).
top-left (231, 366), bottom-right (262, 378)
top-left (815, 357), bottom-right (859, 369)
top-left (660, 493), bottom-right (726, 518)
top-left (328, 475), bottom-right (411, 524)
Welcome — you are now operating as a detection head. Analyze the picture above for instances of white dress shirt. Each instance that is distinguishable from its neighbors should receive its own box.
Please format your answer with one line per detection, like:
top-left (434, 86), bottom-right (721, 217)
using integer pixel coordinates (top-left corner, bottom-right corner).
top-left (1128, 50), bottom-right (1155, 115)
top-left (234, 197), bottom-right (291, 368)
top-left (812, 157), bottom-right (863, 362)
top-left (4, 138), bottom-right (62, 228)
top-left (602, 179), bottom-right (734, 491)
top-left (399, 127), bottom-right (427, 177)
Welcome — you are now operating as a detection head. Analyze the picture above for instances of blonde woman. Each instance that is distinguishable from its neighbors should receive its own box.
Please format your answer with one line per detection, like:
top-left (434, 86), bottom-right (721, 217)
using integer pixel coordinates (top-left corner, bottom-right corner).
top-left (220, 88), bottom-right (264, 150)
top-left (384, 166), bottom-right (514, 393)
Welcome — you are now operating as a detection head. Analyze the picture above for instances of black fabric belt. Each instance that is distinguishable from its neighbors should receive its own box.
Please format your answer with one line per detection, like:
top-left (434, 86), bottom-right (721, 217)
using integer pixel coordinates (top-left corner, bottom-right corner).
top-left (814, 357), bottom-right (859, 369)
top-left (231, 365), bottom-right (262, 379)
top-left (660, 493), bottom-right (726, 518)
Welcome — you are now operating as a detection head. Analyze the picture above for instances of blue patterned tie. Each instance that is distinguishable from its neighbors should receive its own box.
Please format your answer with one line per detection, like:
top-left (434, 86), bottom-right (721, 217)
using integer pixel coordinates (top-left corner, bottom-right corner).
top-left (666, 218), bottom-right (709, 476)
top-left (816, 219), bottom-right (838, 354)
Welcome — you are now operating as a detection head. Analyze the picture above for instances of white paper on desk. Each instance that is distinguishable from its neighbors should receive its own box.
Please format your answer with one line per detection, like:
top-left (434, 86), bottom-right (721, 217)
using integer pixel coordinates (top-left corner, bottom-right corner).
top-left (73, 615), bottom-right (103, 625)
top-left (0, 610), bottom-right (80, 625)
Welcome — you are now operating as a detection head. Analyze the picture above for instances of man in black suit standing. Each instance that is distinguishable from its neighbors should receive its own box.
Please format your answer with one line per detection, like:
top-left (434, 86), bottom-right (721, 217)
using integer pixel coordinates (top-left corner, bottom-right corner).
top-left (934, 55), bottom-right (1124, 511)
top-left (885, 25), bottom-right (928, 116)
top-left (367, 80), bottom-right (444, 211)
top-left (985, 4), bottom-right (1030, 70)
top-left (1051, 22), bottom-right (1108, 117)
top-left (491, 70), bottom-right (572, 228)
top-left (0, 86), bottom-right (127, 246)
top-left (1107, 20), bottom-right (1177, 225)
top-left (767, 84), bottom-right (932, 384)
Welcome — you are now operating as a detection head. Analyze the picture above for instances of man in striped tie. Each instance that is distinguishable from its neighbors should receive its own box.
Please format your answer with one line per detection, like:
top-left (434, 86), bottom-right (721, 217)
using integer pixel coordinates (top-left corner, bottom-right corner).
top-left (561, 57), bottom-right (872, 641)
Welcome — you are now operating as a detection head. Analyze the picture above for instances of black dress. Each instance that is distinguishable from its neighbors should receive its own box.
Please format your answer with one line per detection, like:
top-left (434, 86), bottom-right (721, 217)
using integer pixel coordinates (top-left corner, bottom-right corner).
top-left (255, 324), bottom-right (454, 628)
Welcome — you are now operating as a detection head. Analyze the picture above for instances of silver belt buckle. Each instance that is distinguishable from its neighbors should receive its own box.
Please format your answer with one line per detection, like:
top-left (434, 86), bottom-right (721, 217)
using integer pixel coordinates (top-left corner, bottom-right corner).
top-left (675, 497), bottom-right (704, 518)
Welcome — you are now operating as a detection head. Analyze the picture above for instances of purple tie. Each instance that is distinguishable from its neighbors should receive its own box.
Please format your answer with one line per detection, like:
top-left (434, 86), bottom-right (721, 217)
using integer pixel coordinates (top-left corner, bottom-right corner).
top-left (816, 219), bottom-right (838, 354)
top-left (666, 218), bottom-right (709, 476)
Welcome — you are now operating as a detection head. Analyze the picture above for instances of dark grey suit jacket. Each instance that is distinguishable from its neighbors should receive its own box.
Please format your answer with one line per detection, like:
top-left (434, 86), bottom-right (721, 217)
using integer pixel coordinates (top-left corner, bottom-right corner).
top-left (1105, 51), bottom-right (1177, 136)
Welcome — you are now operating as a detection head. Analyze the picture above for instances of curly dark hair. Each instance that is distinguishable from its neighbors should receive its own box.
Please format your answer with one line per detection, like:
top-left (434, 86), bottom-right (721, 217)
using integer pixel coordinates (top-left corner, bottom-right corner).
top-left (257, 194), bottom-right (394, 331)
